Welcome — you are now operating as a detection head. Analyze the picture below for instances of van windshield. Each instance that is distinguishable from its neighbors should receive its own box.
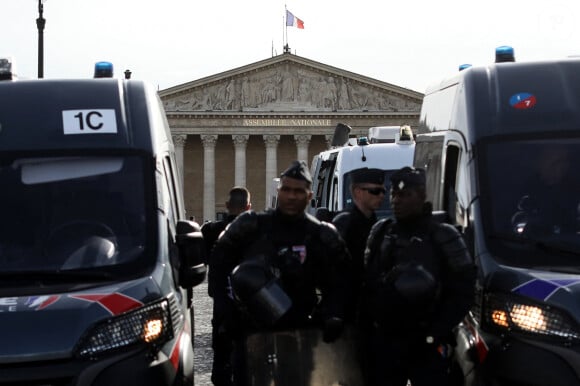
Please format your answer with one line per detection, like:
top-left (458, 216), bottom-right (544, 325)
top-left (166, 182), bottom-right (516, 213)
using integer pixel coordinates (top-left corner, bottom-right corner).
top-left (0, 155), bottom-right (151, 276)
top-left (481, 137), bottom-right (580, 267)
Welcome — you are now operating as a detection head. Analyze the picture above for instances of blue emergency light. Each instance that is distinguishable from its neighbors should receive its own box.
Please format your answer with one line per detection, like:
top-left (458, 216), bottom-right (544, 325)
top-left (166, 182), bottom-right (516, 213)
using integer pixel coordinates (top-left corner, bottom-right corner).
top-left (94, 61), bottom-right (114, 78)
top-left (495, 46), bottom-right (515, 63)
top-left (0, 57), bottom-right (15, 81)
top-left (357, 136), bottom-right (369, 146)
top-left (459, 64), bottom-right (472, 71)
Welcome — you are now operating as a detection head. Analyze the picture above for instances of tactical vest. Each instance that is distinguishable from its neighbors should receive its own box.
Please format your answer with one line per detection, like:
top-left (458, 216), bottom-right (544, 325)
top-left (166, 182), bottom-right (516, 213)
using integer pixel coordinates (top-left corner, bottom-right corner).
top-left (366, 219), bottom-right (444, 329)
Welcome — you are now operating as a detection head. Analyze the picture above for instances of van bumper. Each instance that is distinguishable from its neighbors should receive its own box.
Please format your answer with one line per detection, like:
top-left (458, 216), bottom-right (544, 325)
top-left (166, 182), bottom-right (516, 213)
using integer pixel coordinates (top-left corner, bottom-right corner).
top-left (480, 336), bottom-right (580, 386)
top-left (0, 339), bottom-right (193, 386)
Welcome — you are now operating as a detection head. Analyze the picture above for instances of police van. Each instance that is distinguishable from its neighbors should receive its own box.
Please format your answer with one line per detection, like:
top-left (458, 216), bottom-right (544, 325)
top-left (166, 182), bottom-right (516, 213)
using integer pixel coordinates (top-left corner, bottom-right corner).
top-left (309, 124), bottom-right (415, 219)
top-left (0, 62), bottom-right (206, 385)
top-left (414, 47), bottom-right (580, 386)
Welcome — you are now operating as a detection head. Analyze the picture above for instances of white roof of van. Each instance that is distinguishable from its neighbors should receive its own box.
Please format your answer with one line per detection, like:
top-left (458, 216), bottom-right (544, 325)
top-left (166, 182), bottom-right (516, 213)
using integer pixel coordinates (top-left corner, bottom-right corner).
top-left (368, 126), bottom-right (401, 142)
top-left (337, 143), bottom-right (414, 174)
top-left (314, 142), bottom-right (415, 177)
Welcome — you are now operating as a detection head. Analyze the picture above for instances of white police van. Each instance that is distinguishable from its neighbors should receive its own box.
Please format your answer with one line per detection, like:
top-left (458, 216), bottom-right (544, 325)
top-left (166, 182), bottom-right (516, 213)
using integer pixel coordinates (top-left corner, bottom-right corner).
top-left (309, 124), bottom-right (415, 220)
top-left (0, 62), bottom-right (206, 385)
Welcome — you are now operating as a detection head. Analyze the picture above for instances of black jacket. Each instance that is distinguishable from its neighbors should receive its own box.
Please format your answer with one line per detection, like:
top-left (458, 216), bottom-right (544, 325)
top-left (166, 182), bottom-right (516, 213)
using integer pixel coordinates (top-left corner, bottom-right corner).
top-left (201, 214), bottom-right (238, 263)
top-left (208, 209), bottom-right (352, 331)
top-left (361, 208), bottom-right (475, 341)
top-left (333, 205), bottom-right (377, 275)
top-left (332, 205), bottom-right (377, 319)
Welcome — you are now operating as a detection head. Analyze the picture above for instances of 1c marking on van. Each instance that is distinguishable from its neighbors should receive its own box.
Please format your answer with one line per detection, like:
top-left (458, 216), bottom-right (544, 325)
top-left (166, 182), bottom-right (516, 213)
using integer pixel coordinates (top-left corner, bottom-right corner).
top-left (509, 93), bottom-right (537, 109)
top-left (62, 109), bottom-right (117, 135)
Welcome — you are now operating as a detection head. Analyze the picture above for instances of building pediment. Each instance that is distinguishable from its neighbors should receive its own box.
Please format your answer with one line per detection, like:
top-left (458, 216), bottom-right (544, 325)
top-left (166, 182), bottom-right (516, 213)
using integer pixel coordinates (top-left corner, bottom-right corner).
top-left (159, 53), bottom-right (423, 114)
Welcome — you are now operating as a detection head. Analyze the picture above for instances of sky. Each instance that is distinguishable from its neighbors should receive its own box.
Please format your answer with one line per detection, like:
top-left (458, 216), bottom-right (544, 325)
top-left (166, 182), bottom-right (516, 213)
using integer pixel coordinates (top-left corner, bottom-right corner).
top-left (1, 0), bottom-right (579, 94)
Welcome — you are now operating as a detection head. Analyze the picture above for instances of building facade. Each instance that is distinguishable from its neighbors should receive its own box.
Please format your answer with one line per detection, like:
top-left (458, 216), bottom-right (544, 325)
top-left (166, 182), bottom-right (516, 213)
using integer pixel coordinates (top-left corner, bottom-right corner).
top-left (159, 53), bottom-right (423, 222)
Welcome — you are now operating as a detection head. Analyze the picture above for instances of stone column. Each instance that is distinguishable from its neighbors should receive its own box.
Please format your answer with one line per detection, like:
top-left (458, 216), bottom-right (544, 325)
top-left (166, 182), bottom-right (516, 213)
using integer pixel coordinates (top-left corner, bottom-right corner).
top-left (201, 134), bottom-right (218, 222)
top-left (172, 134), bottom-right (187, 190)
top-left (294, 134), bottom-right (311, 164)
top-left (232, 134), bottom-right (249, 187)
top-left (263, 135), bottom-right (280, 208)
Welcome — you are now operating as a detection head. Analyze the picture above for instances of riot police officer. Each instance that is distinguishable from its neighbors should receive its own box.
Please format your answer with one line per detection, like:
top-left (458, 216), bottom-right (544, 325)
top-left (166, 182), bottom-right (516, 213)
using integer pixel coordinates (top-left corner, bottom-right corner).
top-left (202, 186), bottom-right (252, 263)
top-left (202, 186), bottom-right (251, 386)
top-left (360, 166), bottom-right (475, 386)
top-left (208, 160), bottom-right (352, 385)
top-left (333, 167), bottom-right (385, 319)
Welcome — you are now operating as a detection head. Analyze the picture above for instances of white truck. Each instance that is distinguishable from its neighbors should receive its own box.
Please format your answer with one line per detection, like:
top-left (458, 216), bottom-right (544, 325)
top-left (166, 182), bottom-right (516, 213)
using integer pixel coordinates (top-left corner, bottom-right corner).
top-left (309, 124), bottom-right (415, 220)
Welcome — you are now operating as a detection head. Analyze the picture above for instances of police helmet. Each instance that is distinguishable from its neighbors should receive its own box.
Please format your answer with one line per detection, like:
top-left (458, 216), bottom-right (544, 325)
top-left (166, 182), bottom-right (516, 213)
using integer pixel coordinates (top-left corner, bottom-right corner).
top-left (230, 259), bottom-right (292, 325)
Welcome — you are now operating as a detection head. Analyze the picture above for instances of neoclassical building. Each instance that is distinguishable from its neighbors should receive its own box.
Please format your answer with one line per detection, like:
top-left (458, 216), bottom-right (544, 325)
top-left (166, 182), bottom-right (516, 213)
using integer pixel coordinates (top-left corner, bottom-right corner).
top-left (159, 52), bottom-right (423, 222)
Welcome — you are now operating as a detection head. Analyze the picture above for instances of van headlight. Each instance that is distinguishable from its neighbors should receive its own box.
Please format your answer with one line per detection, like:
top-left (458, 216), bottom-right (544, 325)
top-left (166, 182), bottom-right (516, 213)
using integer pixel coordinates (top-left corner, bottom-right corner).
top-left (76, 299), bottom-right (173, 358)
top-left (484, 293), bottom-right (580, 341)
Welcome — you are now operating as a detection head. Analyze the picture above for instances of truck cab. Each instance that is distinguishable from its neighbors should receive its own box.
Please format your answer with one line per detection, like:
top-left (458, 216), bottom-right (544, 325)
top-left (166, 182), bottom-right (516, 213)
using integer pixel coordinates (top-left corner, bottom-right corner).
top-left (0, 72), bottom-right (205, 385)
top-left (309, 124), bottom-right (415, 220)
top-left (414, 50), bottom-right (580, 386)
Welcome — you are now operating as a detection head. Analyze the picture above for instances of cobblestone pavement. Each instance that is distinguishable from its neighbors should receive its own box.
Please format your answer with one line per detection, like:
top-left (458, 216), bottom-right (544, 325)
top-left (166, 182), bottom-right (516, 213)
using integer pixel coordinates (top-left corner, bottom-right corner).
top-left (193, 281), bottom-right (213, 386)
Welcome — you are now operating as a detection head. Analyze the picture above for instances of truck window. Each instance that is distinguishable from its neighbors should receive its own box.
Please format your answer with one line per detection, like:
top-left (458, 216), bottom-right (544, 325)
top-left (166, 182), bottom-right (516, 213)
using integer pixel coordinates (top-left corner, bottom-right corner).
top-left (414, 135), bottom-right (444, 209)
top-left (0, 155), bottom-right (150, 274)
top-left (443, 144), bottom-right (460, 224)
top-left (314, 157), bottom-right (337, 209)
top-left (331, 178), bottom-right (339, 212)
top-left (481, 137), bottom-right (580, 267)
top-left (162, 156), bottom-right (181, 224)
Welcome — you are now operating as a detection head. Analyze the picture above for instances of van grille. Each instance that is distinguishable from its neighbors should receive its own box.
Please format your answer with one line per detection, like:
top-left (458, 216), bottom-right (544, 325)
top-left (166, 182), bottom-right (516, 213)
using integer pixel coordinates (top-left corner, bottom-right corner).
top-left (168, 292), bottom-right (184, 333)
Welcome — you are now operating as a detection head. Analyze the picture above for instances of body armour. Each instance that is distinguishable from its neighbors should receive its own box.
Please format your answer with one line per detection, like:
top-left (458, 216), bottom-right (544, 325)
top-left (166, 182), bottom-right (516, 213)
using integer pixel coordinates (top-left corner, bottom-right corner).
top-left (362, 212), bottom-right (475, 338)
top-left (209, 209), bottom-right (352, 330)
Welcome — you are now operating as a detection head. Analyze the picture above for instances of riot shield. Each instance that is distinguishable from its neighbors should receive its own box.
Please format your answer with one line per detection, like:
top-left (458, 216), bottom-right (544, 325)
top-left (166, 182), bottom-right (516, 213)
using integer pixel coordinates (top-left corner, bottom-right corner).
top-left (243, 325), bottom-right (364, 386)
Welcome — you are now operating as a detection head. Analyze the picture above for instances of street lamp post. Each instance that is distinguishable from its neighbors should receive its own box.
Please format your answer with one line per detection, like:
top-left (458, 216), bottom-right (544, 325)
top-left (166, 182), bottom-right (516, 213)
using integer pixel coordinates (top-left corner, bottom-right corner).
top-left (36, 0), bottom-right (45, 78)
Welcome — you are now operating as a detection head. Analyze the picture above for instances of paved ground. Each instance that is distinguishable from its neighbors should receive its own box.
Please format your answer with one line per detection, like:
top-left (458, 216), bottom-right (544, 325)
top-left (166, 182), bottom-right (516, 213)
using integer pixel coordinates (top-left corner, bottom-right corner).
top-left (193, 281), bottom-right (213, 386)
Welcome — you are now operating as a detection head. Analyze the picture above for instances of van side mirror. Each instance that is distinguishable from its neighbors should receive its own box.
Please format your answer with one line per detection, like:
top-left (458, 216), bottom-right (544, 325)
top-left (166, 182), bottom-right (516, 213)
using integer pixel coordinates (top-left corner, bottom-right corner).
top-left (176, 220), bottom-right (206, 288)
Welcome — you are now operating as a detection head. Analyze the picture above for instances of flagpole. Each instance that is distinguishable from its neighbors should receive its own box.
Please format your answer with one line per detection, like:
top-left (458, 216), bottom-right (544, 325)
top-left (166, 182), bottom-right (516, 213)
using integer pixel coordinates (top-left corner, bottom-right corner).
top-left (284, 5), bottom-right (289, 53)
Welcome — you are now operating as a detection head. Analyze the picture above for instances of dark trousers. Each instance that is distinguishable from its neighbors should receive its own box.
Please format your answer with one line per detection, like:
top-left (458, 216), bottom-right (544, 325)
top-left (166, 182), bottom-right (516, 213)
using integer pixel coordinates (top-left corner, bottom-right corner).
top-left (211, 317), bottom-right (234, 386)
top-left (363, 328), bottom-right (451, 386)
top-left (211, 316), bottom-right (248, 386)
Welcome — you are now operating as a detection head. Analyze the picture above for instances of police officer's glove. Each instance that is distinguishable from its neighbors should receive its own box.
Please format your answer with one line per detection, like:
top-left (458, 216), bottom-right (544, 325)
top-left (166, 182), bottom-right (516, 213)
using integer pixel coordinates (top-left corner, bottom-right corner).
top-left (322, 317), bottom-right (344, 343)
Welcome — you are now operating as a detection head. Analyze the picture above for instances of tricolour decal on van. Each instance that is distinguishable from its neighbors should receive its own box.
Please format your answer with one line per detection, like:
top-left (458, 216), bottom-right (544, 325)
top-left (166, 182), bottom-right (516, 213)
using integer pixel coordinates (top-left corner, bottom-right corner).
top-left (509, 93), bottom-right (537, 109)
top-left (70, 293), bottom-right (143, 316)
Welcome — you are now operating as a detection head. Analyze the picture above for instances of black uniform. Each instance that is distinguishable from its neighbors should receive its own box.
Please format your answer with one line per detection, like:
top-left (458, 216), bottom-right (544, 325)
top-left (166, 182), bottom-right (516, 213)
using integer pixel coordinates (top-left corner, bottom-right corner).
top-left (201, 214), bottom-right (237, 263)
top-left (333, 205), bottom-right (377, 319)
top-left (202, 214), bottom-right (240, 386)
top-left (360, 206), bottom-right (475, 386)
top-left (208, 208), bottom-right (352, 384)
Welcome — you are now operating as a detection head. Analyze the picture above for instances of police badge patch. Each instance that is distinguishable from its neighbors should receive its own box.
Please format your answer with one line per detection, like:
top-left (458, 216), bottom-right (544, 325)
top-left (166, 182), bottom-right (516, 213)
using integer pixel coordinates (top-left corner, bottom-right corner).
top-left (292, 245), bottom-right (307, 263)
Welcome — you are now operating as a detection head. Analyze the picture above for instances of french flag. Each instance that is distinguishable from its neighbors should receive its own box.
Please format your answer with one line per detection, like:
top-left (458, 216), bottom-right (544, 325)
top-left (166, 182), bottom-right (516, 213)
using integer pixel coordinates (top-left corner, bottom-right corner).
top-left (286, 10), bottom-right (305, 29)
